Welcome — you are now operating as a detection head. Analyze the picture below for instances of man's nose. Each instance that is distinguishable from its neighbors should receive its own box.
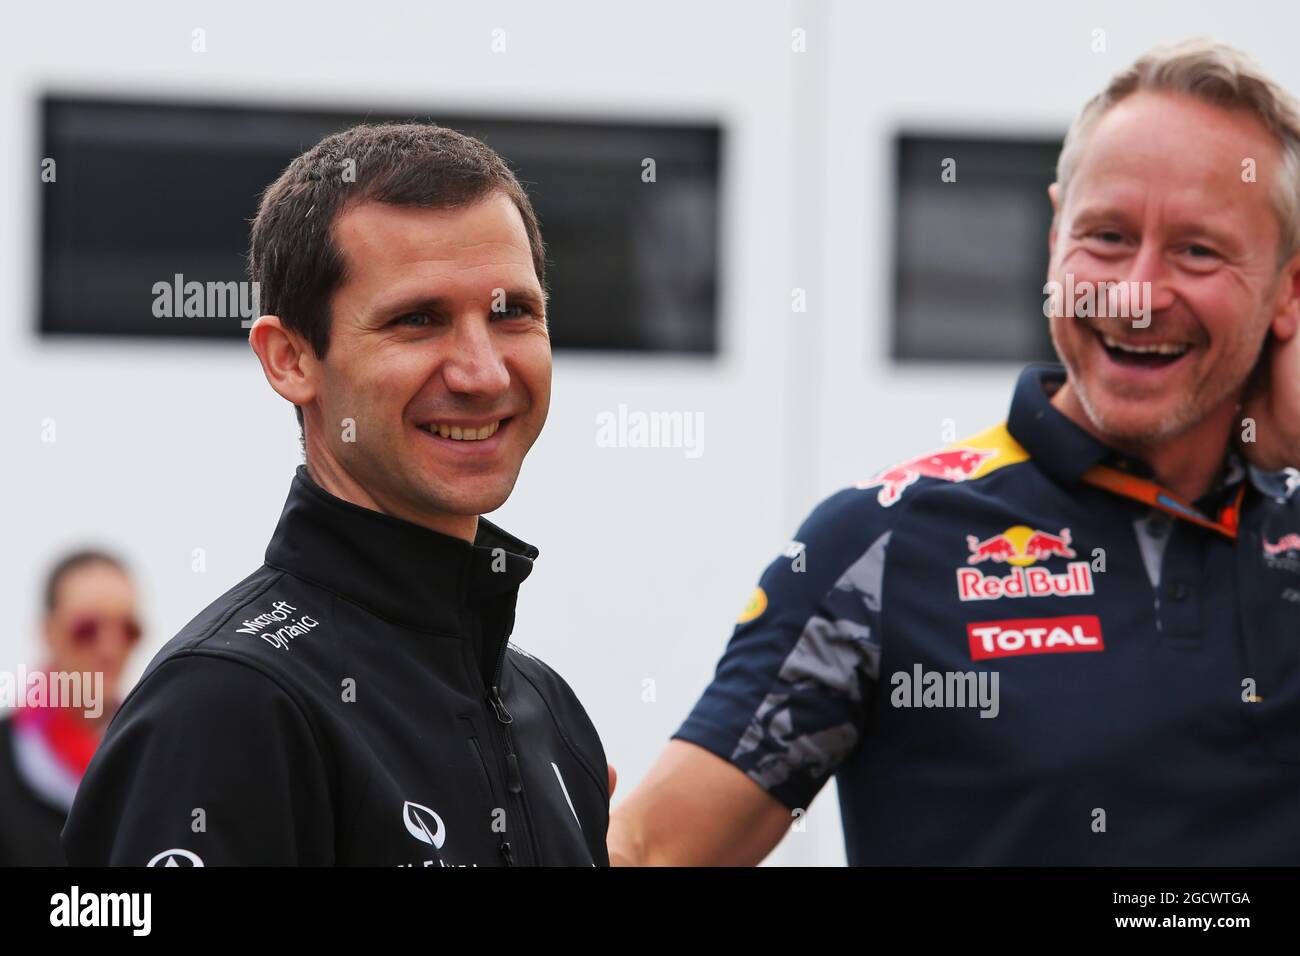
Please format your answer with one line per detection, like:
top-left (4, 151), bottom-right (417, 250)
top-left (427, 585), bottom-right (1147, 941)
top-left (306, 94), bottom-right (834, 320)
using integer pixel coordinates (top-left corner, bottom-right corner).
top-left (1124, 240), bottom-right (1177, 314)
top-left (442, 317), bottom-right (511, 396)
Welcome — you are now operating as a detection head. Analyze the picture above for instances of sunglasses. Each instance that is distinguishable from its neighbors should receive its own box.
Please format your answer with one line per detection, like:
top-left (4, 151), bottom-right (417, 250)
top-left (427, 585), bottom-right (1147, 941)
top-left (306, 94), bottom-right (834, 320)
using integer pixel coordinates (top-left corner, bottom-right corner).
top-left (69, 615), bottom-right (142, 646)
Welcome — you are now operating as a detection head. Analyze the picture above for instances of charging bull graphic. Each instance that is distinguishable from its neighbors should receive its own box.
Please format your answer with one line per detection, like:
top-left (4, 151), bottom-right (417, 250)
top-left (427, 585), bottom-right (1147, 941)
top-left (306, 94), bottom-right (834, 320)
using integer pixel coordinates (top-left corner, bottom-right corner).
top-left (858, 447), bottom-right (998, 507)
top-left (967, 527), bottom-right (1076, 565)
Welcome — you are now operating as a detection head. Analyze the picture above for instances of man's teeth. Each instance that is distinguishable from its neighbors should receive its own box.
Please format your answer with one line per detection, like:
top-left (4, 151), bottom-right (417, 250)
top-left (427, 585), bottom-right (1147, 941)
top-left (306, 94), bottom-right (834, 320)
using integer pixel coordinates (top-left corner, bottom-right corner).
top-left (422, 421), bottom-right (501, 441)
top-left (1100, 333), bottom-right (1190, 356)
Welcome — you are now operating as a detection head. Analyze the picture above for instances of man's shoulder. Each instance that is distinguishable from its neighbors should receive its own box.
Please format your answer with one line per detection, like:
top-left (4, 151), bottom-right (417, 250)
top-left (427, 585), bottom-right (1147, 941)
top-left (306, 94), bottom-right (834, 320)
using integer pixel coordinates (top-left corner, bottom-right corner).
top-left (794, 422), bottom-right (1029, 558)
top-left (736, 422), bottom-right (1035, 621)
top-left (157, 564), bottom-right (336, 660)
top-left (850, 420), bottom-right (1032, 513)
top-left (129, 565), bottom-right (334, 711)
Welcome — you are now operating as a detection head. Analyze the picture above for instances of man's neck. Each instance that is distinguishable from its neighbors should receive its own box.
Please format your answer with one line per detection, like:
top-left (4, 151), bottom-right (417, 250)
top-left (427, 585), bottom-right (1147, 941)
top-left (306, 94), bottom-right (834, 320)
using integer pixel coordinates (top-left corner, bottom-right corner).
top-left (1050, 380), bottom-right (1235, 504)
top-left (303, 449), bottom-right (479, 543)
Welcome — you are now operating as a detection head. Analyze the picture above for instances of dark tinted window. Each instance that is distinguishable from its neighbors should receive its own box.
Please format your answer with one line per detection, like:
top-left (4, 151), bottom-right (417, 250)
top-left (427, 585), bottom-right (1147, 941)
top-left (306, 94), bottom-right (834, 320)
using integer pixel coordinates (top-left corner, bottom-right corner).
top-left (39, 96), bottom-right (722, 353)
top-left (892, 133), bottom-right (1061, 362)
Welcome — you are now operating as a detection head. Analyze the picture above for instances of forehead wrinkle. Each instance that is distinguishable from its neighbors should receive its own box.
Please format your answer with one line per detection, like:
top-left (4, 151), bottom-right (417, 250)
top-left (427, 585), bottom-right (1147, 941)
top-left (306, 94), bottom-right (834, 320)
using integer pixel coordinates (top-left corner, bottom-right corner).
top-left (1071, 93), bottom-right (1283, 224)
top-left (1070, 160), bottom-right (1267, 241)
top-left (348, 235), bottom-right (534, 277)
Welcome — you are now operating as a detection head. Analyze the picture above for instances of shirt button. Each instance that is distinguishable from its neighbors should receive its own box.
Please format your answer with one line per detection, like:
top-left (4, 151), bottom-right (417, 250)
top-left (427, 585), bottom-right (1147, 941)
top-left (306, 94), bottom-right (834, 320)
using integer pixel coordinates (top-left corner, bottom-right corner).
top-left (1165, 581), bottom-right (1189, 601)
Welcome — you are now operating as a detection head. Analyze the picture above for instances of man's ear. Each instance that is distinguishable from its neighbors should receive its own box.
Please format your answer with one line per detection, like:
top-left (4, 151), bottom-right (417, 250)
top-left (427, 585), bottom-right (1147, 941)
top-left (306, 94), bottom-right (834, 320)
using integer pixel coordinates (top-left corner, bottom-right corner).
top-left (249, 315), bottom-right (319, 408)
top-left (1273, 251), bottom-right (1300, 341)
top-left (1047, 182), bottom-right (1062, 257)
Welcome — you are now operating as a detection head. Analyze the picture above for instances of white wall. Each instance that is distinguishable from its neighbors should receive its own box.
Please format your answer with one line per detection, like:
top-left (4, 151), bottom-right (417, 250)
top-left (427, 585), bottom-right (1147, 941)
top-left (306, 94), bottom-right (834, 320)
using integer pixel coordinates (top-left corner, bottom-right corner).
top-left (2, 0), bottom-right (1296, 866)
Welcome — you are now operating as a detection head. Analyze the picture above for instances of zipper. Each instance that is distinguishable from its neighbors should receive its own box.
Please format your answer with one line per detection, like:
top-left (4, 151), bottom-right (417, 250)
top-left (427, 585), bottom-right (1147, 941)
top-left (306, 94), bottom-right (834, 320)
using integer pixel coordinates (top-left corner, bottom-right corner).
top-left (486, 678), bottom-right (543, 865)
top-left (476, 619), bottom-right (542, 866)
top-left (466, 735), bottom-right (515, 867)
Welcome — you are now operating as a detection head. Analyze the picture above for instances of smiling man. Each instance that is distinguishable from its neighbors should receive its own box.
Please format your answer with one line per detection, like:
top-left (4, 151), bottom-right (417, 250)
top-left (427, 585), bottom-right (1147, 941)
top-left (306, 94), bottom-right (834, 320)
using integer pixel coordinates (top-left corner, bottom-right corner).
top-left (63, 124), bottom-right (611, 866)
top-left (610, 38), bottom-right (1300, 865)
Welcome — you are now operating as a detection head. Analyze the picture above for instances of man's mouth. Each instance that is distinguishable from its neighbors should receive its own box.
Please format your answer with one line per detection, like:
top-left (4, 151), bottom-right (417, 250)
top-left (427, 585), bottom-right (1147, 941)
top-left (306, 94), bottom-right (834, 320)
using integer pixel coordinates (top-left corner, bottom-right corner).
top-left (1093, 329), bottom-right (1193, 369)
top-left (417, 418), bottom-right (509, 442)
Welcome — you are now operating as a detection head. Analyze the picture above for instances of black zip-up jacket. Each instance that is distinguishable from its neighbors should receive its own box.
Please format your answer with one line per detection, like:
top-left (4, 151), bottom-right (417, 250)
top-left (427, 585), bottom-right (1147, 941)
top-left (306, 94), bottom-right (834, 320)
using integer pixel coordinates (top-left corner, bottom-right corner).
top-left (62, 467), bottom-right (610, 866)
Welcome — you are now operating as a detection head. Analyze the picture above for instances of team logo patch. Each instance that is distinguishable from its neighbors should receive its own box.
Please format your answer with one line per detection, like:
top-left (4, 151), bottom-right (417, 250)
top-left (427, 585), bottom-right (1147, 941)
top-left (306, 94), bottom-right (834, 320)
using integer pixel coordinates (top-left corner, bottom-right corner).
top-left (403, 800), bottom-right (446, 849)
top-left (1263, 533), bottom-right (1300, 574)
top-left (958, 526), bottom-right (1094, 602)
top-left (966, 525), bottom-right (1074, 564)
top-left (146, 848), bottom-right (204, 867)
top-left (737, 587), bottom-right (768, 624)
top-left (967, 615), bottom-right (1104, 660)
top-left (1264, 534), bottom-right (1300, 556)
top-left (857, 447), bottom-right (998, 507)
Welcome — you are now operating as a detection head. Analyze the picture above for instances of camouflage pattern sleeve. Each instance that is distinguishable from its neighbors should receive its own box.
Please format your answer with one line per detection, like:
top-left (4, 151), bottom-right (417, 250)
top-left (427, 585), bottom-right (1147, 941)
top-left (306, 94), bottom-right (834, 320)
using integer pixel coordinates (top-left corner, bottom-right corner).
top-left (673, 486), bottom-right (892, 811)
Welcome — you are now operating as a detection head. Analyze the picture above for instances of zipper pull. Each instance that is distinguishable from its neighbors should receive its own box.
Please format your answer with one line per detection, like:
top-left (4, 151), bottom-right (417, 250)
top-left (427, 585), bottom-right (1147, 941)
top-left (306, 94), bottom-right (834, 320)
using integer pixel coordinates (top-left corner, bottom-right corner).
top-left (487, 687), bottom-right (513, 724)
top-left (499, 841), bottom-right (514, 866)
top-left (505, 753), bottom-right (523, 794)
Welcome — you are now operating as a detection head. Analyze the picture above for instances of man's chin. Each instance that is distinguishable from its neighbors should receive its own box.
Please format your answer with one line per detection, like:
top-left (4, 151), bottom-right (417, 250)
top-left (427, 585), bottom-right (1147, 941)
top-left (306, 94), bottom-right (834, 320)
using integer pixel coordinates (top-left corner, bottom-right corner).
top-left (1076, 390), bottom-right (1197, 447)
top-left (414, 479), bottom-right (515, 525)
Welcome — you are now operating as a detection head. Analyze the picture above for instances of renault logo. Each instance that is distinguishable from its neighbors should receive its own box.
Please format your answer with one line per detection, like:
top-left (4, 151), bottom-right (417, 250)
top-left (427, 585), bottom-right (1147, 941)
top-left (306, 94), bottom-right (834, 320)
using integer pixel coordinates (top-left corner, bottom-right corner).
top-left (403, 801), bottom-right (446, 849)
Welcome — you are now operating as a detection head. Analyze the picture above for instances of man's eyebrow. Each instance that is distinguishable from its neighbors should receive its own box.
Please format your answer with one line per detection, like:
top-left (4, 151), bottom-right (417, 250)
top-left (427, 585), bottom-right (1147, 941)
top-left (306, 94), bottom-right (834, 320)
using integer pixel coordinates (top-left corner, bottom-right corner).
top-left (480, 287), bottom-right (549, 315)
top-left (370, 293), bottom-right (454, 317)
top-left (1071, 206), bottom-right (1244, 244)
top-left (371, 288), bottom-right (547, 317)
top-left (1070, 204), bottom-right (1138, 226)
top-left (502, 288), bottom-right (548, 310)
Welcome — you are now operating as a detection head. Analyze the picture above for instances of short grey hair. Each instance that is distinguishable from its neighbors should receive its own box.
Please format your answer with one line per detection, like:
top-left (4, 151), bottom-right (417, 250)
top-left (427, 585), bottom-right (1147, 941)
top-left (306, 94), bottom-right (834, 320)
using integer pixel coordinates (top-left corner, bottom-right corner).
top-left (1056, 37), bottom-right (1300, 262)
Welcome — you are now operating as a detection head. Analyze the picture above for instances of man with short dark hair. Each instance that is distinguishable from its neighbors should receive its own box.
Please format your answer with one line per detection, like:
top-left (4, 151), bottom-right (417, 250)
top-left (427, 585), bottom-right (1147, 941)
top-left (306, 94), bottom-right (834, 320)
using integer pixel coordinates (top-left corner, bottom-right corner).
top-left (64, 123), bottom-right (611, 866)
top-left (0, 551), bottom-right (139, 865)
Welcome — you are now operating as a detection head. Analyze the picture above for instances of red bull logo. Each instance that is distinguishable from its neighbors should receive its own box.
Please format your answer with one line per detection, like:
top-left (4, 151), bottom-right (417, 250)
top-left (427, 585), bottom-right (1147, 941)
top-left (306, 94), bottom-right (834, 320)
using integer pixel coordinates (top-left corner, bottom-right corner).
top-left (858, 447), bottom-right (998, 507)
top-left (1263, 533), bottom-right (1300, 557)
top-left (958, 525), bottom-right (1092, 602)
top-left (966, 526), bottom-right (1075, 565)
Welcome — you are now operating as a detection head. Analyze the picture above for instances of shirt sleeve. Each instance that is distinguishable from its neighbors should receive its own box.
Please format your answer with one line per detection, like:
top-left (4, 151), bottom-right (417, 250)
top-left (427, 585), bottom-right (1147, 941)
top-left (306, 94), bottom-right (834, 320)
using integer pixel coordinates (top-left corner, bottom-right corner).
top-left (673, 486), bottom-right (891, 811)
top-left (62, 652), bottom-right (334, 866)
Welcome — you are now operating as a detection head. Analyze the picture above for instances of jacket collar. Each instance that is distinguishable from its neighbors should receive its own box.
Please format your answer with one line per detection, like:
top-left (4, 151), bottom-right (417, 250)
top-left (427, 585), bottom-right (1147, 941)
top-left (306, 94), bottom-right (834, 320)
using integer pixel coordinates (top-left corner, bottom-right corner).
top-left (1006, 363), bottom-right (1256, 509)
top-left (1007, 363), bottom-right (1121, 484)
top-left (264, 466), bottom-right (538, 635)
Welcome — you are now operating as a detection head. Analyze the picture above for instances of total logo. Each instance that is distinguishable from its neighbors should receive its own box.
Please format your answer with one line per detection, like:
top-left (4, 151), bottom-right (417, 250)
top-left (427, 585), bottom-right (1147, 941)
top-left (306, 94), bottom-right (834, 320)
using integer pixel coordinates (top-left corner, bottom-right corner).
top-left (968, 614), bottom-right (1105, 660)
top-left (957, 526), bottom-right (1094, 602)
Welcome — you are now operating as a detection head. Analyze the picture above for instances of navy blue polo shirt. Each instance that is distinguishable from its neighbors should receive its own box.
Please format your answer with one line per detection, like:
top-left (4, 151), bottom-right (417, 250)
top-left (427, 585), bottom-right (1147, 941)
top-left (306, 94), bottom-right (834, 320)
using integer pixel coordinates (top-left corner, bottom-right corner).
top-left (675, 363), bottom-right (1300, 865)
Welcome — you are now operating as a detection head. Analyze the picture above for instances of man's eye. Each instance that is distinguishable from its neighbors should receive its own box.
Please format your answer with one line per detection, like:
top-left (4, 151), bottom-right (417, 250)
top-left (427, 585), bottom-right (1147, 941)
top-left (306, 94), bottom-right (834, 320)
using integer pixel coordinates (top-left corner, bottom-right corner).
top-left (1091, 231), bottom-right (1125, 244)
top-left (394, 313), bottom-right (433, 327)
top-left (1186, 244), bottom-right (1218, 258)
top-left (493, 304), bottom-right (530, 320)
